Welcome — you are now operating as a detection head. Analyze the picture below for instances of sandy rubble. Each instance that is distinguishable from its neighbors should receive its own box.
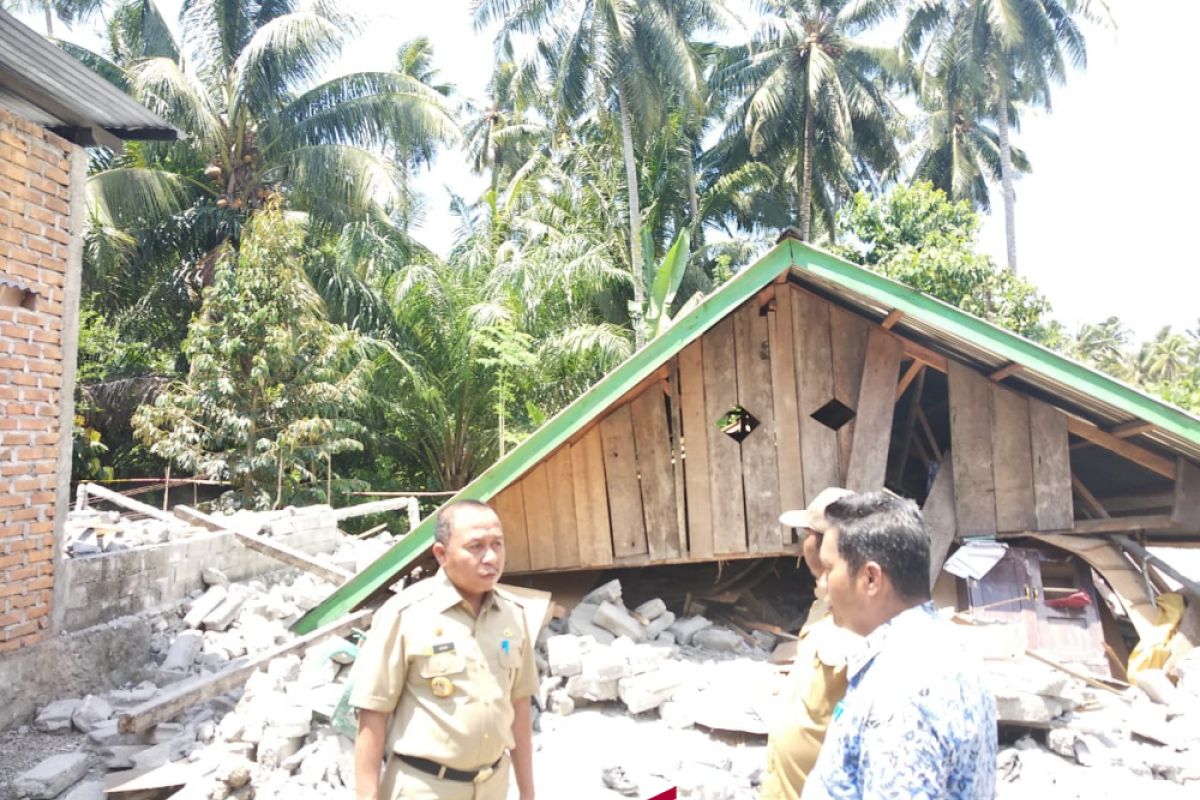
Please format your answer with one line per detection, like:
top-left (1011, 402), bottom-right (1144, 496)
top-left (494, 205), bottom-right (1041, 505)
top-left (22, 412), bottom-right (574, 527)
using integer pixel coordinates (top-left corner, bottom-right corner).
top-left (4, 555), bottom-right (1200, 800)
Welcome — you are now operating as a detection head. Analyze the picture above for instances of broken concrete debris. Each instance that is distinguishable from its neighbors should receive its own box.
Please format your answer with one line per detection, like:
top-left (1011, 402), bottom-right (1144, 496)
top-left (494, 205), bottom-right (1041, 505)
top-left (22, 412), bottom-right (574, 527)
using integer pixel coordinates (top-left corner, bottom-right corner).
top-left (13, 751), bottom-right (90, 799)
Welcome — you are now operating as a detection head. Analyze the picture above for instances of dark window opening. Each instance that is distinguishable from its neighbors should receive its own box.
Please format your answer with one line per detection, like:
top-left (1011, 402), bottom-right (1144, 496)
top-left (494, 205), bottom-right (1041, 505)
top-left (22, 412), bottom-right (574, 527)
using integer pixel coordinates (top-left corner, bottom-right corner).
top-left (716, 405), bottom-right (760, 443)
top-left (811, 398), bottom-right (856, 431)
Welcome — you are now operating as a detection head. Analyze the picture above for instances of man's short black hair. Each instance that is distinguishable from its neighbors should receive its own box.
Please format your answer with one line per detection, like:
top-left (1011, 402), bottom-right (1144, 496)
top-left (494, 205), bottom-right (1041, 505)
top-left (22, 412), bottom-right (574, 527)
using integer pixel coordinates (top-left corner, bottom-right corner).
top-left (824, 491), bottom-right (931, 601)
top-left (434, 499), bottom-right (495, 545)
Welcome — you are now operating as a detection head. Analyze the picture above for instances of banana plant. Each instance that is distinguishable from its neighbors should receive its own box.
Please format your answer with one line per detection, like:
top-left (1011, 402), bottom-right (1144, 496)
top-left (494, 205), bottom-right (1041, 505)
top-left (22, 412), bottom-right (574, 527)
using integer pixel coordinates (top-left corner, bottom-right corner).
top-left (637, 227), bottom-right (703, 342)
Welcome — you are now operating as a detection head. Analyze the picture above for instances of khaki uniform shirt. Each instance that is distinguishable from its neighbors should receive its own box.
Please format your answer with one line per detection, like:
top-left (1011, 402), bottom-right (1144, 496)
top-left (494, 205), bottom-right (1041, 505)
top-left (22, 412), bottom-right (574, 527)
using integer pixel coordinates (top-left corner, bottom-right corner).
top-left (760, 599), bottom-right (859, 800)
top-left (350, 569), bottom-right (538, 798)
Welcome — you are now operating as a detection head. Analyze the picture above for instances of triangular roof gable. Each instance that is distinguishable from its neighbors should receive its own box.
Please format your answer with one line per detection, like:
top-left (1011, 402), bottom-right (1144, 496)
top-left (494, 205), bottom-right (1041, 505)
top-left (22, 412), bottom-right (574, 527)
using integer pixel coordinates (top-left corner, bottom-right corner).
top-left (295, 241), bottom-right (1200, 633)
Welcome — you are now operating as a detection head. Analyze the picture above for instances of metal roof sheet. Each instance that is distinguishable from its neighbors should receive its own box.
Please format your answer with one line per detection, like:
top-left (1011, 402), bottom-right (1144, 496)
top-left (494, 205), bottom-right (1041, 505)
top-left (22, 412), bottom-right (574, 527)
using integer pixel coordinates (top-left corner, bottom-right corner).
top-left (0, 10), bottom-right (175, 141)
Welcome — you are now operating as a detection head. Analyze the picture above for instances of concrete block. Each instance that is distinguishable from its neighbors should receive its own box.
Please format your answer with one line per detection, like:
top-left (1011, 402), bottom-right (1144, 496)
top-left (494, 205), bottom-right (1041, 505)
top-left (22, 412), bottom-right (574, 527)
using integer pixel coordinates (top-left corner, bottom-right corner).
top-left (162, 630), bottom-right (204, 672)
top-left (618, 666), bottom-right (684, 714)
top-left (546, 635), bottom-right (589, 677)
top-left (14, 751), bottom-right (90, 799)
top-left (634, 598), bottom-right (667, 620)
top-left (580, 645), bottom-right (632, 681)
top-left (593, 601), bottom-right (645, 642)
top-left (994, 693), bottom-right (1066, 724)
top-left (202, 567), bottom-right (229, 587)
top-left (547, 689), bottom-right (575, 716)
top-left (667, 615), bottom-right (712, 645)
top-left (567, 603), bottom-right (615, 645)
top-left (581, 579), bottom-right (623, 605)
top-left (257, 733), bottom-right (304, 768)
top-left (691, 628), bottom-right (743, 653)
top-left (565, 674), bottom-right (619, 702)
top-left (61, 779), bottom-right (104, 800)
top-left (130, 742), bottom-right (173, 770)
top-left (202, 595), bottom-right (245, 632)
top-left (184, 586), bottom-right (228, 629)
top-left (34, 698), bottom-right (81, 732)
top-left (101, 744), bottom-right (149, 769)
top-left (71, 694), bottom-right (113, 733)
top-left (644, 611), bottom-right (676, 641)
top-left (659, 699), bottom-right (695, 729)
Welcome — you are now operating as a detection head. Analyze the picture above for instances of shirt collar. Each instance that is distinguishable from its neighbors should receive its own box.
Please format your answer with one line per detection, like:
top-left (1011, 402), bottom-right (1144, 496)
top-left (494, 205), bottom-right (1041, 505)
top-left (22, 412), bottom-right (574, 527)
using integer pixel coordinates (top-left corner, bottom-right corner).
top-left (847, 601), bottom-right (937, 681)
top-left (429, 568), bottom-right (498, 614)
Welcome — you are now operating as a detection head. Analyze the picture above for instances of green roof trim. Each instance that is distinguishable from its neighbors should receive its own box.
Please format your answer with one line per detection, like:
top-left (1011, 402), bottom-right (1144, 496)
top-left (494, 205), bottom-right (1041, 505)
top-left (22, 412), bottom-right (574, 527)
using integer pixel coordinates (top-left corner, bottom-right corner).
top-left (292, 240), bottom-right (800, 634)
top-left (790, 244), bottom-right (1200, 446)
top-left (296, 239), bottom-right (1200, 634)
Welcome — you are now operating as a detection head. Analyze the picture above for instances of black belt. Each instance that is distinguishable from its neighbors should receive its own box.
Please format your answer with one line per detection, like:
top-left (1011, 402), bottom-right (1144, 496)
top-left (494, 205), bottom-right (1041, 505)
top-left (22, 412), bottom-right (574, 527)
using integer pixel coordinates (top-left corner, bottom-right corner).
top-left (397, 754), bottom-right (502, 783)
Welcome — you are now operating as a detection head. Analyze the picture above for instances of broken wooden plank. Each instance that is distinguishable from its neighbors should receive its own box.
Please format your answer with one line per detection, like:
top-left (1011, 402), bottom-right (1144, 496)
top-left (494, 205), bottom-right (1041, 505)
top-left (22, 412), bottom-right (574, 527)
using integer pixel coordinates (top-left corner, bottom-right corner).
top-left (769, 288), bottom-right (804, 537)
top-left (888, 368), bottom-right (925, 487)
top-left (234, 530), bottom-right (351, 585)
top-left (947, 361), bottom-right (997, 536)
top-left (1115, 536), bottom-right (1200, 598)
top-left (545, 446), bottom-right (580, 569)
top-left (1172, 457), bottom-right (1200, 527)
top-left (990, 385), bottom-right (1037, 533)
top-left (916, 406), bottom-right (942, 459)
top-left (1025, 650), bottom-right (1130, 698)
top-left (830, 306), bottom-right (870, 486)
top-left (491, 484), bottom-right (531, 572)
top-left (845, 328), bottom-right (903, 492)
top-left (1029, 399), bottom-right (1074, 530)
top-left (704, 314), bottom-right (748, 555)
top-left (1065, 416), bottom-right (1175, 479)
top-left (679, 340), bottom-right (714, 558)
top-left (792, 288), bottom-right (840, 498)
top-left (630, 386), bottom-right (681, 560)
top-left (895, 361), bottom-right (924, 401)
top-left (172, 504), bottom-right (224, 532)
top-left (118, 608), bottom-right (372, 734)
top-left (600, 404), bottom-right (649, 557)
top-left (734, 302), bottom-right (782, 552)
top-left (571, 427), bottom-right (613, 567)
top-left (331, 495), bottom-right (420, 521)
top-left (924, 459), bottom-right (957, 590)
top-left (521, 462), bottom-right (557, 571)
top-left (1002, 514), bottom-right (1178, 536)
top-left (1072, 473), bottom-right (1110, 520)
top-left (80, 482), bottom-right (177, 525)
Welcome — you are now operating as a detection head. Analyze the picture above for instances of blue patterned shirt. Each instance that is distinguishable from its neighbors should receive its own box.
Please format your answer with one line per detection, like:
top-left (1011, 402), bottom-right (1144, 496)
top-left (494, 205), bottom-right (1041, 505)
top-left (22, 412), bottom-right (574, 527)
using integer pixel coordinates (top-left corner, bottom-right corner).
top-left (802, 603), bottom-right (997, 800)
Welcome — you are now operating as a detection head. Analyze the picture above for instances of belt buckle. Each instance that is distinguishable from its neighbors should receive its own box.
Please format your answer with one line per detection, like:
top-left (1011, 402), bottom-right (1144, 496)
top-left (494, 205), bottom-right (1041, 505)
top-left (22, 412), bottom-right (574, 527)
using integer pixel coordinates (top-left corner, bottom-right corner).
top-left (473, 766), bottom-right (494, 784)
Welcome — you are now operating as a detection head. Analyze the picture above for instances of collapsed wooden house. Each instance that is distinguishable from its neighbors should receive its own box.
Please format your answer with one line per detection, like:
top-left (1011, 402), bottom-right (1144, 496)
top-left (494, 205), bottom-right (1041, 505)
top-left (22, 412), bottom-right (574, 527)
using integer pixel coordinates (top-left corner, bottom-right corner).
top-left (298, 237), bottom-right (1200, 673)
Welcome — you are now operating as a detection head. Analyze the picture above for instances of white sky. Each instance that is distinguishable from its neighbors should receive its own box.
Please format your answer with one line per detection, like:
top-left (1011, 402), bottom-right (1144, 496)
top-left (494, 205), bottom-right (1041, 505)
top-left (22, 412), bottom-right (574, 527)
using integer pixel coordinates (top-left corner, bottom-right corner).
top-left (22, 0), bottom-right (1199, 340)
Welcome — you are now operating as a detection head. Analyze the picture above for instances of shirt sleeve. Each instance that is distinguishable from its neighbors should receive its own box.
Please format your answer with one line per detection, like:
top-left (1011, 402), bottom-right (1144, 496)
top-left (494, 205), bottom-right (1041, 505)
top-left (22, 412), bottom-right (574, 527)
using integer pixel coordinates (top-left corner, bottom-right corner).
top-left (348, 595), bottom-right (408, 713)
top-left (510, 610), bottom-right (539, 700)
top-left (858, 694), bottom-right (952, 800)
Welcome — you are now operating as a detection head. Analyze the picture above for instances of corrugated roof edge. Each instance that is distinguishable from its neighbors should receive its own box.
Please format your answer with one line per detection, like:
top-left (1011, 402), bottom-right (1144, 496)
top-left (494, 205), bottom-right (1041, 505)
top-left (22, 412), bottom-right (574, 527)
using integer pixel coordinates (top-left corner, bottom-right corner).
top-left (292, 239), bottom-right (800, 633)
top-left (296, 239), bottom-right (1200, 633)
top-left (789, 243), bottom-right (1200, 445)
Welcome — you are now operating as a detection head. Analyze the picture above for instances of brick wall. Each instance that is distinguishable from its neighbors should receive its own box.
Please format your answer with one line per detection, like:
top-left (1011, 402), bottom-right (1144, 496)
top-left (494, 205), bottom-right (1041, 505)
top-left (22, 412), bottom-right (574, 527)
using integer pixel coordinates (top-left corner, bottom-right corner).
top-left (0, 107), bottom-right (77, 654)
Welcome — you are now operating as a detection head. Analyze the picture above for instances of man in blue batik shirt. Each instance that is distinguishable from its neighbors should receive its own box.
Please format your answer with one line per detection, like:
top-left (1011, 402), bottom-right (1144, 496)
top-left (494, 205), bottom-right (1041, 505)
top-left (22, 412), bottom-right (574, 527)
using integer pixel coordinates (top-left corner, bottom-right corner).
top-left (802, 492), bottom-right (997, 800)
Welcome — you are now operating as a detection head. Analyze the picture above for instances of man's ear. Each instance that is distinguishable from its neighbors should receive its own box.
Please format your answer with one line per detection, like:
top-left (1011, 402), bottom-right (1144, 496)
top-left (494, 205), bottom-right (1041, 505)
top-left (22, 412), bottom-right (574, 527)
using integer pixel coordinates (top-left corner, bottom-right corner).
top-left (432, 541), bottom-right (447, 565)
top-left (861, 561), bottom-right (885, 597)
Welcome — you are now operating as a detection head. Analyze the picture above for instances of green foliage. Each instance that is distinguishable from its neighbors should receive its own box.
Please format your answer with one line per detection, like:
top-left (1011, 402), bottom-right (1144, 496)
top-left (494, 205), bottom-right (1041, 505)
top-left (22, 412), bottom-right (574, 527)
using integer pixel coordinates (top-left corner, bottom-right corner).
top-left (72, 414), bottom-right (113, 481)
top-left (132, 212), bottom-right (377, 509)
top-left (837, 183), bottom-right (1055, 342)
top-left (1068, 319), bottom-right (1200, 413)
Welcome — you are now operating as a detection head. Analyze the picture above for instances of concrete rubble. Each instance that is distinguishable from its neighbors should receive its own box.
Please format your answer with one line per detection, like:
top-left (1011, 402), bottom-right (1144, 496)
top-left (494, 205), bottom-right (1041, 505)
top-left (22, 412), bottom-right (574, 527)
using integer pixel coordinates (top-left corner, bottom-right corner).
top-left (7, 561), bottom-right (1200, 800)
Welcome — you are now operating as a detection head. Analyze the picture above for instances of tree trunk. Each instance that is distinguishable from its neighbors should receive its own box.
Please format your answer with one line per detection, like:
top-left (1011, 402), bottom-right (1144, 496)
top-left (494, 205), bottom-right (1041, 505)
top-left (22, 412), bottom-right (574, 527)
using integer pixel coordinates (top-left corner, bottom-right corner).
top-left (996, 65), bottom-right (1018, 273)
top-left (617, 85), bottom-right (645, 348)
top-left (800, 95), bottom-right (815, 241)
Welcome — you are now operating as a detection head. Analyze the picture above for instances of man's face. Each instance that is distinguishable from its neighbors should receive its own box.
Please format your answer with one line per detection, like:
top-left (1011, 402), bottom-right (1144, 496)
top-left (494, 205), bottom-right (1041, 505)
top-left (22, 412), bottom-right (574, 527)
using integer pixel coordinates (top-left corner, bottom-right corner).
top-left (818, 527), bottom-right (872, 635)
top-left (433, 505), bottom-right (505, 598)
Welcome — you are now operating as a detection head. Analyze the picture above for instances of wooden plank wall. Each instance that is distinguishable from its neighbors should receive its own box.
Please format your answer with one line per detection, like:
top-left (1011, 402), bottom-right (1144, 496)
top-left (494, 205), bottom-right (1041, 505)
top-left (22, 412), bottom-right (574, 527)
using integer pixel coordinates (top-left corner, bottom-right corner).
top-left (490, 290), bottom-right (1083, 574)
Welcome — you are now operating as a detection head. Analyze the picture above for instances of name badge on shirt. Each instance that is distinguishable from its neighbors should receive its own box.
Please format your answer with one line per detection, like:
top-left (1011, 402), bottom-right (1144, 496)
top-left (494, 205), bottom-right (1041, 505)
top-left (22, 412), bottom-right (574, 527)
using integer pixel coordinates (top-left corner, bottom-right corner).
top-left (832, 700), bottom-right (845, 721)
top-left (432, 642), bottom-right (456, 654)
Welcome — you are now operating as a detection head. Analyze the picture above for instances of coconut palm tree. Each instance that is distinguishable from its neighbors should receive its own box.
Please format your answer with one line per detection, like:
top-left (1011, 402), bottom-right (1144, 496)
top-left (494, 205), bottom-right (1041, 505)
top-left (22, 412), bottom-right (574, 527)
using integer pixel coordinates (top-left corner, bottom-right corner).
top-left (1071, 316), bottom-right (1132, 379)
top-left (1, 0), bottom-right (103, 35)
top-left (903, 0), bottom-right (1109, 271)
top-left (1138, 326), bottom-right (1194, 385)
top-left (712, 0), bottom-right (900, 242)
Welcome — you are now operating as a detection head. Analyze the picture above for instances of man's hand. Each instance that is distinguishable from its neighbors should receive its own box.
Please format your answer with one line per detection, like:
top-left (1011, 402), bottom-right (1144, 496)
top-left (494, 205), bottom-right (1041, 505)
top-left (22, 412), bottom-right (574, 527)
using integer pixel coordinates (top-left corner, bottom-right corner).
top-left (354, 709), bottom-right (389, 800)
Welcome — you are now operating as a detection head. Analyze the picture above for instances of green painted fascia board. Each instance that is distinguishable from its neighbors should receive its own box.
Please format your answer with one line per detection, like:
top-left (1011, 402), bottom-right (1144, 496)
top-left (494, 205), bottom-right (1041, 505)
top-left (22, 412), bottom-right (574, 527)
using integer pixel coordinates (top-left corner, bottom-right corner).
top-left (292, 240), bottom-right (799, 633)
top-left (789, 242), bottom-right (1200, 445)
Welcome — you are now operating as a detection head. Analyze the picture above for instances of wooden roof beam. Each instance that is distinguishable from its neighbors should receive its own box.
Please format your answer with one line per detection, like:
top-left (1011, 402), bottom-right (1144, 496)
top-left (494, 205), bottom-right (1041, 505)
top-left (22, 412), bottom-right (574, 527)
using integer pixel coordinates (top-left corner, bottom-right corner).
top-left (898, 337), bottom-right (948, 372)
top-left (895, 361), bottom-right (925, 401)
top-left (1065, 416), bottom-right (1175, 479)
top-left (1109, 420), bottom-right (1155, 439)
top-left (989, 362), bottom-right (1022, 382)
top-left (996, 514), bottom-right (1177, 537)
top-left (881, 309), bottom-right (903, 330)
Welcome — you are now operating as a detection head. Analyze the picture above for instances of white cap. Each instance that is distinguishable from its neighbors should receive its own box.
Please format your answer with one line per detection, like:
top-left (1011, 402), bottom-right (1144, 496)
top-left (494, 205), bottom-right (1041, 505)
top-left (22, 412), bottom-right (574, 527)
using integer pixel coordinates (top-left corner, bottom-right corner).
top-left (779, 487), bottom-right (854, 532)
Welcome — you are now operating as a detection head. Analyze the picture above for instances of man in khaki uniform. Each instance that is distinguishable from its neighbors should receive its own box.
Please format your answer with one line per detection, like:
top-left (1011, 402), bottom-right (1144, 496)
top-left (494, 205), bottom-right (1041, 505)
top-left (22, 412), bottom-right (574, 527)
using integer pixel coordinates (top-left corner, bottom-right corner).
top-left (351, 500), bottom-right (537, 800)
top-left (760, 488), bottom-right (861, 800)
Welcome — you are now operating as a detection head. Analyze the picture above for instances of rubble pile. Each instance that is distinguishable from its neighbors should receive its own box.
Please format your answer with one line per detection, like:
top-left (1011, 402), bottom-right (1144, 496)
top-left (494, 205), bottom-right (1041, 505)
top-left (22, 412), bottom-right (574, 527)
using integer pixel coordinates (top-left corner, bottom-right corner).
top-left (64, 508), bottom-right (202, 555)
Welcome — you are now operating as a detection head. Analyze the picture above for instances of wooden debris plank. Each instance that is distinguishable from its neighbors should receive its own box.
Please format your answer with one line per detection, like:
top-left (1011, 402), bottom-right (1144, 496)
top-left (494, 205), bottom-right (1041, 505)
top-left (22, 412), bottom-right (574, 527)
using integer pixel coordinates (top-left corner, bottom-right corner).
top-left (990, 385), bottom-right (1038, 532)
top-left (881, 309), bottom-right (903, 329)
top-left (570, 427), bottom-right (613, 567)
top-left (845, 328), bottom-right (903, 492)
top-left (989, 363), bottom-right (1022, 382)
top-left (491, 484), bottom-right (531, 572)
top-left (234, 531), bottom-right (351, 585)
top-left (679, 340), bottom-right (714, 558)
top-left (916, 406), bottom-right (942, 458)
top-left (703, 315), bottom-right (748, 555)
top-left (1029, 399), bottom-right (1075, 530)
top-left (895, 361), bottom-right (924, 401)
top-left (1110, 420), bottom-right (1155, 438)
top-left (792, 288), bottom-right (841, 498)
top-left (888, 368), bottom-right (925, 487)
top-left (545, 446), bottom-right (580, 569)
top-left (82, 482), bottom-right (177, 524)
top-left (1172, 457), bottom-right (1200, 527)
top-left (947, 360), bottom-right (998, 536)
top-left (1065, 416), bottom-right (1175, 479)
top-left (924, 458), bottom-right (957, 590)
top-left (600, 404), bottom-right (649, 557)
top-left (830, 306), bottom-right (870, 483)
top-left (899, 337), bottom-right (948, 372)
top-left (769, 286), bottom-right (804, 541)
top-left (734, 302), bottom-right (782, 551)
top-left (118, 608), bottom-right (372, 734)
top-left (331, 495), bottom-right (420, 521)
top-left (521, 462), bottom-right (557, 571)
top-left (630, 386), bottom-right (681, 560)
top-left (1072, 473), bottom-right (1110, 519)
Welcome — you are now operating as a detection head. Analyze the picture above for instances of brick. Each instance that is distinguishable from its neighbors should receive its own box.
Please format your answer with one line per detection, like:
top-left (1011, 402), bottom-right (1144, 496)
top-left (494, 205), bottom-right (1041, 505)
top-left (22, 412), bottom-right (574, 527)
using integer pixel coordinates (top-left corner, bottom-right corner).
top-left (26, 605), bottom-right (48, 621)
top-left (0, 494), bottom-right (26, 508)
top-left (29, 522), bottom-right (53, 534)
top-left (0, 554), bottom-right (25, 569)
top-left (26, 575), bottom-right (52, 590)
top-left (11, 373), bottom-right (36, 386)
top-left (0, 611), bottom-right (23, 627)
top-left (43, 195), bottom-right (69, 216)
top-left (0, 640), bottom-right (21, 654)
top-left (7, 565), bottom-right (36, 581)
top-left (40, 374), bottom-right (62, 389)
top-left (5, 621), bottom-right (36, 639)
top-left (11, 593), bottom-right (37, 609)
top-left (22, 631), bottom-right (44, 646)
top-left (0, 526), bottom-right (25, 539)
top-left (0, 583), bottom-right (25, 599)
top-left (9, 508), bottom-right (39, 522)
